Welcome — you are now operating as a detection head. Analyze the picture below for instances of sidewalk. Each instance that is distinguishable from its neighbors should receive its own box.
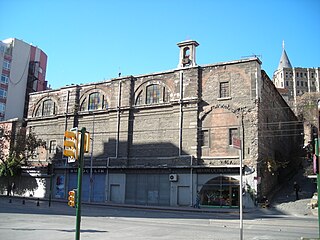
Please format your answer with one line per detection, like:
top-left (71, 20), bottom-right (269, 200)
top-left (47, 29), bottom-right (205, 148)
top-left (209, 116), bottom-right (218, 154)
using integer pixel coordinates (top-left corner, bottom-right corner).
top-left (0, 194), bottom-right (249, 215)
top-left (270, 162), bottom-right (317, 217)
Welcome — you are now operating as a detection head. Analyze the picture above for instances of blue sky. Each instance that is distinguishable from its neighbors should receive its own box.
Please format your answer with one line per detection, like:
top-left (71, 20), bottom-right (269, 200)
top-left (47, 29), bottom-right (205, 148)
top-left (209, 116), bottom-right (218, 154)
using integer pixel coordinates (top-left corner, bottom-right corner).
top-left (1, 0), bottom-right (319, 89)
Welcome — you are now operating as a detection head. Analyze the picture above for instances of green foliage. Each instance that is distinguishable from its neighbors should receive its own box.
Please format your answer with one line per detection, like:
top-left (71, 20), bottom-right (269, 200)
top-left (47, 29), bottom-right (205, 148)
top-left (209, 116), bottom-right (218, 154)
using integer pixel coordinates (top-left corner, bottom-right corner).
top-left (0, 154), bottom-right (21, 177)
top-left (296, 92), bottom-right (320, 123)
top-left (0, 128), bottom-right (45, 178)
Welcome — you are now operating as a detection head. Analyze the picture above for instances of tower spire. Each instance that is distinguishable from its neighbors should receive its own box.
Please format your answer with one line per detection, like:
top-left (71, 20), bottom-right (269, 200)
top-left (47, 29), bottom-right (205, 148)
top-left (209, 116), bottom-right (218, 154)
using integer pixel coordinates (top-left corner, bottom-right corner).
top-left (277, 41), bottom-right (292, 70)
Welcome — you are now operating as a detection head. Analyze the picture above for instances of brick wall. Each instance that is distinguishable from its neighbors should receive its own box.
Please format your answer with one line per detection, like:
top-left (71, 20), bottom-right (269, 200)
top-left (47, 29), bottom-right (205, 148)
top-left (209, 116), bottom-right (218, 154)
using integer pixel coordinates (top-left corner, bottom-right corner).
top-left (26, 58), bottom-right (302, 198)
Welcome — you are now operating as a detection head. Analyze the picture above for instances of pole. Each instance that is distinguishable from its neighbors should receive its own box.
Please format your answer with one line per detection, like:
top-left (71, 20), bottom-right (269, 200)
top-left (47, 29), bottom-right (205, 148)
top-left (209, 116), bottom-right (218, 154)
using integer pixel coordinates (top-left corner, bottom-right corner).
top-left (88, 113), bottom-right (95, 203)
top-left (316, 138), bottom-right (320, 238)
top-left (239, 143), bottom-right (243, 240)
top-left (75, 127), bottom-right (86, 240)
top-left (239, 109), bottom-right (244, 240)
top-left (49, 174), bottom-right (53, 207)
top-left (317, 100), bottom-right (320, 238)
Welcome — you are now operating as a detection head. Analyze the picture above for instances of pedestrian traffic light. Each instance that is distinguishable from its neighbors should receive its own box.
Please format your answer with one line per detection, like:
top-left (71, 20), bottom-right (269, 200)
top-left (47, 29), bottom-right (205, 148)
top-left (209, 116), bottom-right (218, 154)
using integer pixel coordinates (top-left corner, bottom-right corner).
top-left (63, 128), bottom-right (79, 161)
top-left (68, 190), bottom-right (77, 207)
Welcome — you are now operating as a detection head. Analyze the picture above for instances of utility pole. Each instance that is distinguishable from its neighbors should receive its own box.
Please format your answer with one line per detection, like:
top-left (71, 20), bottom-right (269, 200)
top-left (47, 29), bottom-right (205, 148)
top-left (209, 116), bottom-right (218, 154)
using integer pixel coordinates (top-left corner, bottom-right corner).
top-left (317, 99), bottom-right (320, 238)
top-left (75, 127), bottom-right (86, 240)
top-left (232, 108), bottom-right (243, 240)
top-left (64, 127), bottom-right (88, 240)
top-left (315, 138), bottom-right (320, 238)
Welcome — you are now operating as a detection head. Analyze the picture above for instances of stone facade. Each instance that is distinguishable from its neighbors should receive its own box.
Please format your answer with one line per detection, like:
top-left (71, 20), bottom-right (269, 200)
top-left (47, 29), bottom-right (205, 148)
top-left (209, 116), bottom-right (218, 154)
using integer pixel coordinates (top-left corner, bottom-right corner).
top-left (23, 40), bottom-right (302, 207)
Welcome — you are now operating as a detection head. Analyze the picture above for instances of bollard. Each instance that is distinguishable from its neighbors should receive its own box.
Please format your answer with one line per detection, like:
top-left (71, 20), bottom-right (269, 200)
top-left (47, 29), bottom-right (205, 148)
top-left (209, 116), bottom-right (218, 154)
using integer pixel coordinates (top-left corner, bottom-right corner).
top-left (9, 198), bottom-right (12, 203)
top-left (37, 198), bottom-right (40, 206)
top-left (22, 198), bottom-right (25, 205)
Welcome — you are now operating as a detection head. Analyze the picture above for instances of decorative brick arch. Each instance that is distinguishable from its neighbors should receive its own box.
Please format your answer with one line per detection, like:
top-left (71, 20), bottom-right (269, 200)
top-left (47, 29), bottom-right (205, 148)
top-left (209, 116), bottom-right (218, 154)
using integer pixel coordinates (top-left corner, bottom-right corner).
top-left (199, 104), bottom-right (243, 121)
top-left (33, 96), bottom-right (59, 117)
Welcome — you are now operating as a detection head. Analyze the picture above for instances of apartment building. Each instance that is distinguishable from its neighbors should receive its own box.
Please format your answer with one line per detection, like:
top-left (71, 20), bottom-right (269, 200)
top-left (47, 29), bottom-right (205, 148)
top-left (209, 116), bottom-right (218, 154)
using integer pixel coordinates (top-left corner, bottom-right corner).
top-left (0, 38), bottom-right (48, 121)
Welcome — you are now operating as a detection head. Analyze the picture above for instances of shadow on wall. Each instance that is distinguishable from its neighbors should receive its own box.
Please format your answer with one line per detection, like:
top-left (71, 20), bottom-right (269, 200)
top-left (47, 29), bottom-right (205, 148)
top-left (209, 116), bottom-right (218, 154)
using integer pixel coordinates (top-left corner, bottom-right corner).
top-left (103, 138), bottom-right (187, 158)
top-left (0, 173), bottom-right (48, 198)
top-left (88, 138), bottom-right (192, 167)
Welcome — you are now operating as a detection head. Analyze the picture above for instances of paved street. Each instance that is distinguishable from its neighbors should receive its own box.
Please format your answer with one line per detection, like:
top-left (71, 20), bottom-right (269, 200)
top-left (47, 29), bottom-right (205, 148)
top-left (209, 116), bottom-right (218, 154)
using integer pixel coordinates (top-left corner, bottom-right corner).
top-left (0, 196), bottom-right (318, 240)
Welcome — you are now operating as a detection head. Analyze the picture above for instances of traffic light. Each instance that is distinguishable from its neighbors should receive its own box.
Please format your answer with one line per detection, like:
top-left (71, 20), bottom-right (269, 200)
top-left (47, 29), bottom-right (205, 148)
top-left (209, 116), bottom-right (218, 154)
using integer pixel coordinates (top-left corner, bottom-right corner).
top-left (68, 190), bottom-right (77, 207)
top-left (83, 132), bottom-right (90, 153)
top-left (77, 131), bottom-right (90, 153)
top-left (63, 128), bottom-right (79, 161)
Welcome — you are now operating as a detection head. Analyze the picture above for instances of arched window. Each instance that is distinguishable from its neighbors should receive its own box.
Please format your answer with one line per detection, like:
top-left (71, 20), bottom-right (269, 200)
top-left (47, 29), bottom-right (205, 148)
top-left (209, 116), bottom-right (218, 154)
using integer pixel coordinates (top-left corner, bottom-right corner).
top-left (135, 83), bottom-right (171, 106)
top-left (34, 99), bottom-right (56, 117)
top-left (183, 47), bottom-right (190, 58)
top-left (135, 91), bottom-right (143, 106)
top-left (163, 87), bottom-right (170, 102)
top-left (43, 100), bottom-right (55, 116)
top-left (80, 98), bottom-right (87, 111)
top-left (146, 84), bottom-right (161, 104)
top-left (35, 105), bottom-right (42, 117)
top-left (88, 92), bottom-right (100, 110)
top-left (80, 91), bottom-right (108, 111)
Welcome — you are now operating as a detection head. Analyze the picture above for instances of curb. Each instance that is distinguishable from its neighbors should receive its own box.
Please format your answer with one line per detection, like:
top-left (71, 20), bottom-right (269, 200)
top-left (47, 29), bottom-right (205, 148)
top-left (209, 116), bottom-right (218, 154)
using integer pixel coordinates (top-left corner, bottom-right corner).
top-left (1, 195), bottom-right (249, 214)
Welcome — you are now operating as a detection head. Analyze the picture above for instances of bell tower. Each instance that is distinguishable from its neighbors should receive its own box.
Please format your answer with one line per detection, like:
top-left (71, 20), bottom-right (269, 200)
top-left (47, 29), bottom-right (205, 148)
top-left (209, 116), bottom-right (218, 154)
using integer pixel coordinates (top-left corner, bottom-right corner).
top-left (177, 40), bottom-right (199, 68)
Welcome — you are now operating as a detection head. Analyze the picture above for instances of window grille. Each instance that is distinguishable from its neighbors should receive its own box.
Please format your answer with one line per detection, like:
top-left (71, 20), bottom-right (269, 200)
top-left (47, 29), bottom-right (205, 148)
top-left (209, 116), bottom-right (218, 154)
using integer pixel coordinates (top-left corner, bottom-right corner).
top-left (219, 82), bottom-right (230, 98)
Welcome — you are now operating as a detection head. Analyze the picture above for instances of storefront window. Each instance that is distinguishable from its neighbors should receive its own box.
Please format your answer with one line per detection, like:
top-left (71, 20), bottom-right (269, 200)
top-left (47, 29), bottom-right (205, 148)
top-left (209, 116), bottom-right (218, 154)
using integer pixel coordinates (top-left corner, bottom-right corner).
top-left (200, 176), bottom-right (239, 208)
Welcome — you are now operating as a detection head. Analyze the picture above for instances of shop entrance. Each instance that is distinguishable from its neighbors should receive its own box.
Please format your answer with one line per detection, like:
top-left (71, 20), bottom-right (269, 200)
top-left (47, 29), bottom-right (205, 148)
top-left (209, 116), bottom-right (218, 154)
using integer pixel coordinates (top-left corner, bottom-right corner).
top-left (200, 176), bottom-right (239, 208)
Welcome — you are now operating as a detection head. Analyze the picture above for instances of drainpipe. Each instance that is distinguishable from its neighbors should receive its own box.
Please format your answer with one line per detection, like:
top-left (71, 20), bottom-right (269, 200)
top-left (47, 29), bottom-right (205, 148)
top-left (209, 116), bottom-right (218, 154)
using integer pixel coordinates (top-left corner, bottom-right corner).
top-left (116, 81), bottom-right (122, 158)
top-left (307, 68), bottom-right (311, 93)
top-left (106, 157), bottom-right (110, 202)
top-left (190, 155), bottom-right (193, 206)
top-left (316, 68), bottom-right (320, 92)
top-left (64, 90), bottom-right (70, 131)
top-left (64, 90), bottom-right (70, 199)
top-left (88, 112), bottom-right (95, 203)
top-left (179, 71), bottom-right (183, 156)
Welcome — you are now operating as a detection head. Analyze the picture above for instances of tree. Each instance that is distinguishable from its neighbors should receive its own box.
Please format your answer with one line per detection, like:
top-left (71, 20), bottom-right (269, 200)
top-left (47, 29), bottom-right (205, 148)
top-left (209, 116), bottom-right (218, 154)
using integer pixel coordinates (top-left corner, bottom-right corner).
top-left (0, 126), bottom-right (45, 179)
top-left (295, 92), bottom-right (320, 125)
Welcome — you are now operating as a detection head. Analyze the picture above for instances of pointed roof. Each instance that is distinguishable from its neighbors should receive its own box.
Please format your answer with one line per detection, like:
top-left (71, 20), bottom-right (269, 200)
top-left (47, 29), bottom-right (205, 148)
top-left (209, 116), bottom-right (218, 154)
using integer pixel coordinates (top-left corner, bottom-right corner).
top-left (277, 41), bottom-right (292, 69)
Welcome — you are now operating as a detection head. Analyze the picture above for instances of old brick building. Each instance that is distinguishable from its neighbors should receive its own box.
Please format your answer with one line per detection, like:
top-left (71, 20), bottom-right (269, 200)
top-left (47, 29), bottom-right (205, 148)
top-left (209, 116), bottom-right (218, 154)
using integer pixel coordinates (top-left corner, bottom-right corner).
top-left (25, 40), bottom-right (302, 208)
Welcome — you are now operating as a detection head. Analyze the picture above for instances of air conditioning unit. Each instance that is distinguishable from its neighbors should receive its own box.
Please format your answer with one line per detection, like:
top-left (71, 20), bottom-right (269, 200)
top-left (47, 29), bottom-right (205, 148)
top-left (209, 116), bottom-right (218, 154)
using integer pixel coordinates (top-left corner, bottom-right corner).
top-left (169, 174), bottom-right (178, 182)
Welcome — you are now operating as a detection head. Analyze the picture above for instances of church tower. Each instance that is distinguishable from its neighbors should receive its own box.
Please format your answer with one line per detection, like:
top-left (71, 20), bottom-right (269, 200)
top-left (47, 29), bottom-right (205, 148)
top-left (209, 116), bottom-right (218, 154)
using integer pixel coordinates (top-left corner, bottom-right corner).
top-left (177, 40), bottom-right (199, 68)
top-left (273, 41), bottom-right (293, 90)
top-left (277, 41), bottom-right (292, 70)
top-left (273, 41), bottom-right (320, 110)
